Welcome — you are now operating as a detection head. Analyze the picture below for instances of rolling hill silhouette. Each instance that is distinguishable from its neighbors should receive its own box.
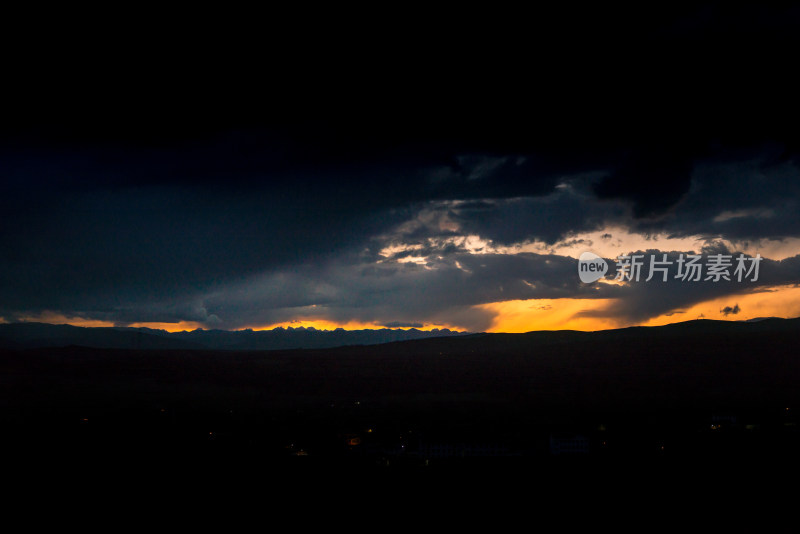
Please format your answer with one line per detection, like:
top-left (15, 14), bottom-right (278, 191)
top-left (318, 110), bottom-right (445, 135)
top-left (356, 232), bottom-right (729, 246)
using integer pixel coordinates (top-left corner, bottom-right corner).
top-left (3, 317), bottom-right (796, 351)
top-left (2, 317), bottom-right (799, 478)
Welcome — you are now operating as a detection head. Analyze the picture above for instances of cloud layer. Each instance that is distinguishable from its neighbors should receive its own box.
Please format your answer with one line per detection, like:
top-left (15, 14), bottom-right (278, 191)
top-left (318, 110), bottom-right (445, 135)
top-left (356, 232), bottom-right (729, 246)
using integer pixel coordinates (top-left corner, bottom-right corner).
top-left (2, 5), bottom-right (800, 331)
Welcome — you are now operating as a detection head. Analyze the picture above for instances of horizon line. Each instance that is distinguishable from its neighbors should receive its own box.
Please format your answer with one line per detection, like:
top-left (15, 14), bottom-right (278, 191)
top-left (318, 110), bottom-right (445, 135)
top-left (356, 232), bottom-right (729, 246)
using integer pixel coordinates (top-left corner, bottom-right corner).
top-left (2, 315), bottom-right (793, 336)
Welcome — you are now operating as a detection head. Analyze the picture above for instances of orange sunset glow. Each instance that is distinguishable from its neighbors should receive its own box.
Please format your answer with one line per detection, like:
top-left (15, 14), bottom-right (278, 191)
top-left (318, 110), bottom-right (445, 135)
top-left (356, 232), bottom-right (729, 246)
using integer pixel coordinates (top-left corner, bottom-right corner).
top-left (479, 284), bottom-right (800, 333)
top-left (14, 282), bottom-right (800, 334)
top-left (247, 318), bottom-right (429, 331)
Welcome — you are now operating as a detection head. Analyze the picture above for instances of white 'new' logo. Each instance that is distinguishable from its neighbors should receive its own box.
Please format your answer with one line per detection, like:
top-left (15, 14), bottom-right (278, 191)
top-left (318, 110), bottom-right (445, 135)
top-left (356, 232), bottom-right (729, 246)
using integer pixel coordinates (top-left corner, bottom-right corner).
top-left (578, 251), bottom-right (608, 283)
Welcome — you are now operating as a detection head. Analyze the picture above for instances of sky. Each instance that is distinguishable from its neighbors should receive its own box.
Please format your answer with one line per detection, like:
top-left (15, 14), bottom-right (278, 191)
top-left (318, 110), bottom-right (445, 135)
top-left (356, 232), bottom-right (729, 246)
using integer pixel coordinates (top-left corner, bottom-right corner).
top-left (2, 5), bottom-right (800, 333)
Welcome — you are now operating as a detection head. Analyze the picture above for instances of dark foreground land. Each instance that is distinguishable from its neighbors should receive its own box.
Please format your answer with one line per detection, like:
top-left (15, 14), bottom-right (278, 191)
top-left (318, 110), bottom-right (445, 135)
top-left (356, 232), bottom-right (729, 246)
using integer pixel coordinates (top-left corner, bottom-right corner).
top-left (2, 319), bottom-right (800, 491)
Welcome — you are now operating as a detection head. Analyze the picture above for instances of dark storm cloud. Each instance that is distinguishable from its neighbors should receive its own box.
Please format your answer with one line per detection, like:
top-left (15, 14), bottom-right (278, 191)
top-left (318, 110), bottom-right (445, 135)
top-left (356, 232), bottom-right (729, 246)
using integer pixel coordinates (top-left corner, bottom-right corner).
top-left (575, 248), bottom-right (800, 324)
top-left (189, 251), bottom-right (622, 331)
top-left (2, 4), bottom-right (799, 328)
top-left (3, 126), bottom-right (800, 327)
top-left (0, 137), bottom-right (581, 320)
top-left (592, 148), bottom-right (694, 218)
top-left (721, 304), bottom-right (741, 317)
top-left (448, 181), bottom-right (626, 245)
top-left (617, 151), bottom-right (800, 243)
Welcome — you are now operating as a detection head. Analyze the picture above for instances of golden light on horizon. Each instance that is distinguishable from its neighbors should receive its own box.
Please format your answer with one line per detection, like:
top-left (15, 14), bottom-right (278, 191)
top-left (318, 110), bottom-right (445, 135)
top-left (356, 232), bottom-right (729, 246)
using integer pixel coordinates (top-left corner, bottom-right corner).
top-left (477, 284), bottom-right (800, 333)
top-left (247, 318), bottom-right (460, 332)
top-left (10, 312), bottom-right (461, 333)
top-left (15, 311), bottom-right (117, 328)
top-left (12, 312), bottom-right (207, 332)
top-left (10, 284), bottom-right (800, 334)
top-left (478, 297), bottom-right (622, 333)
top-left (125, 320), bottom-right (208, 332)
top-left (639, 284), bottom-right (800, 327)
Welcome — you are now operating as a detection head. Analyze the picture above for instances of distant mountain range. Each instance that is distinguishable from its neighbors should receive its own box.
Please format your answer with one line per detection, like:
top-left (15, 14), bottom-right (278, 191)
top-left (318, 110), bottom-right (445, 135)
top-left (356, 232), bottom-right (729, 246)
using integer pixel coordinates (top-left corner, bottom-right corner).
top-left (1, 317), bottom-right (798, 351)
top-left (0, 322), bottom-right (470, 351)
